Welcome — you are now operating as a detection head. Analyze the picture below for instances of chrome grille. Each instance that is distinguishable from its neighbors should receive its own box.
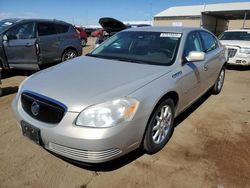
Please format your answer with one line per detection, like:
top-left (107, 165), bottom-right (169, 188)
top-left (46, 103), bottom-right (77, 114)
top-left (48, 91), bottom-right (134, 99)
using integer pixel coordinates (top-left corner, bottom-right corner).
top-left (21, 92), bottom-right (66, 124)
top-left (227, 48), bottom-right (237, 58)
top-left (48, 142), bottom-right (122, 162)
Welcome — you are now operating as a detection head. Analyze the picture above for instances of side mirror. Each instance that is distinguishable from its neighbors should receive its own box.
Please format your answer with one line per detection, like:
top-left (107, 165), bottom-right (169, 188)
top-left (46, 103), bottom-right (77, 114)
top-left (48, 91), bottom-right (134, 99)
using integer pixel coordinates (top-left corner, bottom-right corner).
top-left (2, 35), bottom-right (8, 41)
top-left (186, 51), bottom-right (205, 62)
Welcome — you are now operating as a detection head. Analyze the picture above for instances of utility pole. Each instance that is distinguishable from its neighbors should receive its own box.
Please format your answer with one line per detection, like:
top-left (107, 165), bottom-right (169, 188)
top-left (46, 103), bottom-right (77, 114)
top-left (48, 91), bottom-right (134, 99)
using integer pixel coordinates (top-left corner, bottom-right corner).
top-left (243, 11), bottom-right (247, 29)
top-left (149, 2), bottom-right (152, 25)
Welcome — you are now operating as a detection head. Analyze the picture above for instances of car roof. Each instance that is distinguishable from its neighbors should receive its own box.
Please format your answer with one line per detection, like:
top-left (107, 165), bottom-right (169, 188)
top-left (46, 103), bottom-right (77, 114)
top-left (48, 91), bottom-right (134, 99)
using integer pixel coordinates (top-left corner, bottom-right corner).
top-left (124, 26), bottom-right (206, 33)
top-left (4, 18), bottom-right (71, 25)
top-left (224, 29), bottom-right (250, 32)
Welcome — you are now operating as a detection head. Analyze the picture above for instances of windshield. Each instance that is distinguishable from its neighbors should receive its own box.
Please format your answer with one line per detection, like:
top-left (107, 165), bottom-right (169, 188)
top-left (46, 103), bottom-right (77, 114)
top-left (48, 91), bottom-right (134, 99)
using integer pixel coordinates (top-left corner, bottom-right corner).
top-left (0, 19), bottom-right (18, 33)
top-left (88, 31), bottom-right (181, 66)
top-left (219, 31), bottom-right (250, 41)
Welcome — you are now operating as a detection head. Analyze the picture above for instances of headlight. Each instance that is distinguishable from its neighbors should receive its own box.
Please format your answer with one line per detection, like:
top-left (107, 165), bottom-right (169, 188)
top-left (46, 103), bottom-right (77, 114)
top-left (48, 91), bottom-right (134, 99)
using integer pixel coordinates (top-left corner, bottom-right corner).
top-left (76, 98), bottom-right (139, 127)
top-left (239, 47), bottom-right (250, 54)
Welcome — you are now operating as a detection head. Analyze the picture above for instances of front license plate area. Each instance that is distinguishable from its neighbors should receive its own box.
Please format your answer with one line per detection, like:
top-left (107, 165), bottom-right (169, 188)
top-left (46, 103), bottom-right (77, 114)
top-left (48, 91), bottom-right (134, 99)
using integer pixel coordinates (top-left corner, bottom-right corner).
top-left (21, 121), bottom-right (43, 146)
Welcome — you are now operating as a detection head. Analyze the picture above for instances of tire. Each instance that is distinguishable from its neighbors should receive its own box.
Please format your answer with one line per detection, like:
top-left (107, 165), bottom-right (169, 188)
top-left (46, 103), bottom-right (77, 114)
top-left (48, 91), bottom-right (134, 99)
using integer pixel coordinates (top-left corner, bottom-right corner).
top-left (143, 98), bottom-right (175, 154)
top-left (0, 87), bottom-right (2, 97)
top-left (62, 49), bottom-right (77, 62)
top-left (212, 66), bottom-right (225, 95)
top-left (81, 39), bottom-right (87, 47)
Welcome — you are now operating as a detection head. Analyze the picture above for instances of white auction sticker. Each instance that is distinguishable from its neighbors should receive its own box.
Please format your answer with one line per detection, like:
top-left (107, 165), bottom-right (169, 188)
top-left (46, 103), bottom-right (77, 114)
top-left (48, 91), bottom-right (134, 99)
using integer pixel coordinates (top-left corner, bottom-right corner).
top-left (160, 33), bottom-right (181, 38)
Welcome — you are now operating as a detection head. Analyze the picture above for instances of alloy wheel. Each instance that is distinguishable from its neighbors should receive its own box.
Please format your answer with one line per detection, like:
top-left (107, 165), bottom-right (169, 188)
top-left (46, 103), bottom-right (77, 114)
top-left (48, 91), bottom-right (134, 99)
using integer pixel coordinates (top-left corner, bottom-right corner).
top-left (152, 105), bottom-right (172, 144)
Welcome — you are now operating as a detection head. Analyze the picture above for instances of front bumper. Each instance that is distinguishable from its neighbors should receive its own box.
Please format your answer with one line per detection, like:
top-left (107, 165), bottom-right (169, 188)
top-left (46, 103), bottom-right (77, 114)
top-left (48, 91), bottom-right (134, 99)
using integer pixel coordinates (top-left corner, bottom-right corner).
top-left (227, 55), bottom-right (250, 66)
top-left (12, 95), bottom-right (144, 163)
top-left (225, 46), bottom-right (250, 66)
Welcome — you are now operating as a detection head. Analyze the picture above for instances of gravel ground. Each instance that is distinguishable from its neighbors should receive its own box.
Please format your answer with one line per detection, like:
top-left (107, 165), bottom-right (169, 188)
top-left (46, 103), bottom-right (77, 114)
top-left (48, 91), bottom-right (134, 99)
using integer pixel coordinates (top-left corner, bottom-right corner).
top-left (0, 37), bottom-right (249, 188)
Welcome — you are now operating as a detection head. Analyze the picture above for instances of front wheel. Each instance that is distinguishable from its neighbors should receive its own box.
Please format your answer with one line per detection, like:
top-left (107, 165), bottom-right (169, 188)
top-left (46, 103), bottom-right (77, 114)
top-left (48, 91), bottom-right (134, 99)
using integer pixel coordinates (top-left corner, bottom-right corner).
top-left (143, 98), bottom-right (175, 154)
top-left (62, 49), bottom-right (77, 62)
top-left (212, 66), bottom-right (225, 95)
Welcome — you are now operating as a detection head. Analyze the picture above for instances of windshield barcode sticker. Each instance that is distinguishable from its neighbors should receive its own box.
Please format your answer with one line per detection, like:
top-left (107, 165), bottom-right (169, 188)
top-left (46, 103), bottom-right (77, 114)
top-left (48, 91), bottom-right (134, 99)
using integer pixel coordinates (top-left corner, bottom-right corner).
top-left (160, 33), bottom-right (181, 38)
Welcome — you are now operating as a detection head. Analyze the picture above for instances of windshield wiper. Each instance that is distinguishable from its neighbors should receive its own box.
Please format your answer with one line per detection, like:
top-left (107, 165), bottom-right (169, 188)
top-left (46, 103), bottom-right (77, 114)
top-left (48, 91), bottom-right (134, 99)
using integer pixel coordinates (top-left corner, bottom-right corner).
top-left (86, 54), bottom-right (112, 60)
top-left (116, 58), bottom-right (151, 65)
top-left (86, 54), bottom-right (152, 65)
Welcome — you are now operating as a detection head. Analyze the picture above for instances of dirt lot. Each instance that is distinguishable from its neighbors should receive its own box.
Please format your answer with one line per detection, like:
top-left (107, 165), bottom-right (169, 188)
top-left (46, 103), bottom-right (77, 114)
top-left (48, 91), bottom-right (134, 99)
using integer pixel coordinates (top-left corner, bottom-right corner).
top-left (0, 37), bottom-right (249, 188)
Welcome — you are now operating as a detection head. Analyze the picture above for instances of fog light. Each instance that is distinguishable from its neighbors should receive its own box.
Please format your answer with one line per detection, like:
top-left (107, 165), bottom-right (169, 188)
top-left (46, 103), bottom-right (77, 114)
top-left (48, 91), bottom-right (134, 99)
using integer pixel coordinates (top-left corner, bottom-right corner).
top-left (242, 60), bottom-right (246, 64)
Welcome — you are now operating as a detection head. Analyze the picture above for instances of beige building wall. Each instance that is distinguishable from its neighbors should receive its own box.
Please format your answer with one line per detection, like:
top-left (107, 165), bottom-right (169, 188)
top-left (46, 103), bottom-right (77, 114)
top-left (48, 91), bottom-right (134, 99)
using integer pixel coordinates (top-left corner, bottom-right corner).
top-left (154, 18), bottom-right (250, 33)
top-left (228, 20), bottom-right (250, 29)
top-left (153, 19), bottom-right (200, 27)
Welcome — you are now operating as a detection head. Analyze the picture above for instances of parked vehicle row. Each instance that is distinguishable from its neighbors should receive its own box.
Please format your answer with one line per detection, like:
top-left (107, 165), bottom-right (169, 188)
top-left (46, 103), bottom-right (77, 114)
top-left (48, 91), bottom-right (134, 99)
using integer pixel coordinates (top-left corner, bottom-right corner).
top-left (12, 26), bottom-right (227, 163)
top-left (0, 19), bottom-right (82, 70)
top-left (75, 26), bottom-right (88, 47)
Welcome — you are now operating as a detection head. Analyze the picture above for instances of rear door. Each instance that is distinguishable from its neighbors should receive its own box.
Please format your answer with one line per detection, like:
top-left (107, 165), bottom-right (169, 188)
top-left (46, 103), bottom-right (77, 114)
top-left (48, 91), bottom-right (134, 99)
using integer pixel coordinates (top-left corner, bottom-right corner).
top-left (3, 22), bottom-right (38, 65)
top-left (37, 22), bottom-right (60, 63)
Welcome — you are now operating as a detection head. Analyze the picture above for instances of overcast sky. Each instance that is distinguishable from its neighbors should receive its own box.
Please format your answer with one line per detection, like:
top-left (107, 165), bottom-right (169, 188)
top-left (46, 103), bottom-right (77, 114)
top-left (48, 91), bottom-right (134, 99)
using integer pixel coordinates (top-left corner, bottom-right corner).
top-left (0, 0), bottom-right (248, 26)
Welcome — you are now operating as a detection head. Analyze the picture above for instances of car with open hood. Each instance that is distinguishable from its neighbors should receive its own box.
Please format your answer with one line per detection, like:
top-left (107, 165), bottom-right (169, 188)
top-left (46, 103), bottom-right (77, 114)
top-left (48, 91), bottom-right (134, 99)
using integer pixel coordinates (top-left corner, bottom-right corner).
top-left (219, 29), bottom-right (250, 66)
top-left (95, 17), bottom-right (129, 47)
top-left (12, 26), bottom-right (226, 163)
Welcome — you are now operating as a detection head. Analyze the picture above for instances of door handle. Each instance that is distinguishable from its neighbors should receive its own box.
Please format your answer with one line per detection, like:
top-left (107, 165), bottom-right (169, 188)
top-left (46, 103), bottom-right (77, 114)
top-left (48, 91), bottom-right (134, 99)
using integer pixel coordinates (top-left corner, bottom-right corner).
top-left (204, 64), bottom-right (208, 71)
top-left (25, 43), bottom-right (32, 47)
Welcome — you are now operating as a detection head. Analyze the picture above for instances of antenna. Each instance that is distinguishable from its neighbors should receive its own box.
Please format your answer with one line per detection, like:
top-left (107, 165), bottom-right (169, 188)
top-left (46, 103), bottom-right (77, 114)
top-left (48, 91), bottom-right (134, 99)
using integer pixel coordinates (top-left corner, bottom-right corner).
top-left (149, 2), bottom-right (152, 25)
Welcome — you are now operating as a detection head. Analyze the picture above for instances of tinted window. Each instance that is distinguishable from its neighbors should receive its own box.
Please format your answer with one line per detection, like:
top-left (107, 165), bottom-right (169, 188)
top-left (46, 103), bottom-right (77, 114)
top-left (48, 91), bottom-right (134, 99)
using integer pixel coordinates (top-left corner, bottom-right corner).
top-left (218, 31), bottom-right (250, 41)
top-left (184, 32), bottom-right (203, 57)
top-left (55, 23), bottom-right (69, 33)
top-left (200, 31), bottom-right (218, 52)
top-left (38, 22), bottom-right (57, 36)
top-left (89, 31), bottom-right (181, 66)
top-left (6, 22), bottom-right (35, 40)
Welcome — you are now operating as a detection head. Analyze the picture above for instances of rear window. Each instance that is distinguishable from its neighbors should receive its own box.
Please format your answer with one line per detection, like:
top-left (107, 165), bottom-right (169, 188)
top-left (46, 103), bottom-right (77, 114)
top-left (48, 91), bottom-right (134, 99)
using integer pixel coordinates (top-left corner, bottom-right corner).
top-left (38, 22), bottom-right (57, 36)
top-left (55, 24), bottom-right (69, 33)
top-left (218, 31), bottom-right (250, 41)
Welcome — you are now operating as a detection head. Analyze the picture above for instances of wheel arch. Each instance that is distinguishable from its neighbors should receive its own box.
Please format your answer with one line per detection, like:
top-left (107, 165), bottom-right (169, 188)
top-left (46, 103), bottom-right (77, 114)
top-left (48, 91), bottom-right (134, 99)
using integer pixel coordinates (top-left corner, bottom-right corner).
top-left (61, 46), bottom-right (78, 59)
top-left (140, 90), bottom-right (179, 147)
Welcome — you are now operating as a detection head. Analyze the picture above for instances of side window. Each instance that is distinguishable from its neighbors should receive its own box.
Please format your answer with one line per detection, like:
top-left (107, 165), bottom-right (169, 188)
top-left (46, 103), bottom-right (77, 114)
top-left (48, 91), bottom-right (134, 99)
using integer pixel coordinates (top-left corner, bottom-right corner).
top-left (184, 32), bottom-right (203, 57)
top-left (200, 31), bottom-right (218, 53)
top-left (38, 22), bottom-right (57, 36)
top-left (55, 24), bottom-right (69, 33)
top-left (6, 22), bottom-right (34, 40)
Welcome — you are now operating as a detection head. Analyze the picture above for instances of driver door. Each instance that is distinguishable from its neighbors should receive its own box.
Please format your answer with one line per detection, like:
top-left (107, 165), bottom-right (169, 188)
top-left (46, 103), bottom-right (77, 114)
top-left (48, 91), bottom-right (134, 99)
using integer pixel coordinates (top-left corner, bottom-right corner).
top-left (3, 22), bottom-right (38, 65)
top-left (180, 31), bottom-right (207, 108)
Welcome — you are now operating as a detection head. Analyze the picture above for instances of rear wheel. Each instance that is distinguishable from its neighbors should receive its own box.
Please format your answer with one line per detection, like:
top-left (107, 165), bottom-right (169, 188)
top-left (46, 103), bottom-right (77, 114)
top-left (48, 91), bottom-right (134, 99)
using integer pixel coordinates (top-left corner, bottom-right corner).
top-left (81, 39), bottom-right (87, 47)
top-left (212, 66), bottom-right (225, 94)
top-left (143, 98), bottom-right (175, 154)
top-left (62, 49), bottom-right (77, 62)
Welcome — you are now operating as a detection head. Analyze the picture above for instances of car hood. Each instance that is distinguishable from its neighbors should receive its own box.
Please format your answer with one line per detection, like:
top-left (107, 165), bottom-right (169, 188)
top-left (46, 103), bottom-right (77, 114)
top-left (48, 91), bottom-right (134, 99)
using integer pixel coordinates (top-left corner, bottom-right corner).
top-left (21, 56), bottom-right (171, 112)
top-left (99, 17), bottom-right (127, 34)
top-left (220, 40), bottom-right (250, 48)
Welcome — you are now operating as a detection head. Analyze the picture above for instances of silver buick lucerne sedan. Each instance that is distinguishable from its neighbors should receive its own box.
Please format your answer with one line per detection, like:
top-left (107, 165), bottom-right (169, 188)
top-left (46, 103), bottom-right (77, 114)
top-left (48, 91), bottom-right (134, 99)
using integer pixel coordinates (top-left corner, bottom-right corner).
top-left (12, 27), bottom-right (227, 163)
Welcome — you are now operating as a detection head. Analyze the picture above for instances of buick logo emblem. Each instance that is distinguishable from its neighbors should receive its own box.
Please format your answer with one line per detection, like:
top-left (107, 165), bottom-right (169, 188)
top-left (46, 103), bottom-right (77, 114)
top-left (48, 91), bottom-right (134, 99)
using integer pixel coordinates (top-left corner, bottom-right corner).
top-left (31, 101), bottom-right (39, 116)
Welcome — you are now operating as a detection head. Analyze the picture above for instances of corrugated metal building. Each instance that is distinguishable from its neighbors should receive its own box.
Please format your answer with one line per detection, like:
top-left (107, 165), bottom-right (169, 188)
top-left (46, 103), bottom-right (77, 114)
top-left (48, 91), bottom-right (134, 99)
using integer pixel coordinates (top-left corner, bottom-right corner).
top-left (154, 2), bottom-right (250, 35)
